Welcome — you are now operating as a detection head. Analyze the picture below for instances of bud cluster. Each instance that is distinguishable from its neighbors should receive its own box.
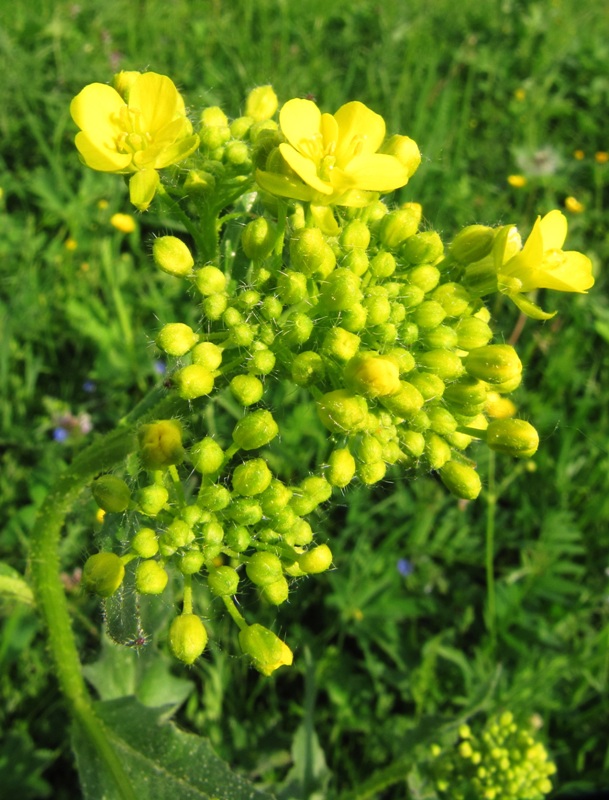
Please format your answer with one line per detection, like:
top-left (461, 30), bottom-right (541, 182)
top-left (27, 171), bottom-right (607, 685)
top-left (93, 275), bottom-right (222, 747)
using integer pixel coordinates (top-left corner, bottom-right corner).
top-left (430, 712), bottom-right (557, 800)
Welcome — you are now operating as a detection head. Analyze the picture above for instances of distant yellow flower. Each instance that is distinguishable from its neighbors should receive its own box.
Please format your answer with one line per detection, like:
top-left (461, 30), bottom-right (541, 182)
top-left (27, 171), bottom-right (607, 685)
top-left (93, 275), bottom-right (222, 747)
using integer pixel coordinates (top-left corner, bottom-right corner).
top-left (110, 212), bottom-right (136, 233)
top-left (595, 151), bottom-right (609, 164)
top-left (256, 98), bottom-right (419, 208)
top-left (573, 149), bottom-right (585, 161)
top-left (507, 174), bottom-right (527, 188)
top-left (564, 196), bottom-right (585, 214)
top-left (65, 238), bottom-right (78, 251)
top-left (514, 88), bottom-right (526, 101)
top-left (70, 72), bottom-right (199, 210)
top-left (495, 210), bottom-right (594, 318)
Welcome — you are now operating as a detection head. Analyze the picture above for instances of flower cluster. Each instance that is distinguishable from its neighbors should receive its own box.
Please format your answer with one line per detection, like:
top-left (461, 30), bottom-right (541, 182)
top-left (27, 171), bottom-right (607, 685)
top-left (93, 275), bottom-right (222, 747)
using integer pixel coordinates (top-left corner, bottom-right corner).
top-left (430, 712), bottom-right (557, 800)
top-left (72, 72), bottom-right (594, 673)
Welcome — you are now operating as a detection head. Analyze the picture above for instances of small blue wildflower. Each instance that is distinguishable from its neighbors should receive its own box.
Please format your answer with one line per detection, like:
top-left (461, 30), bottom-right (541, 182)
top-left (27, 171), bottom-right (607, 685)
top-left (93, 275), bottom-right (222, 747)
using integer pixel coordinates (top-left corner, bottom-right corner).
top-left (397, 558), bottom-right (413, 577)
top-left (154, 360), bottom-right (166, 375)
top-left (53, 427), bottom-right (69, 442)
top-left (82, 380), bottom-right (97, 393)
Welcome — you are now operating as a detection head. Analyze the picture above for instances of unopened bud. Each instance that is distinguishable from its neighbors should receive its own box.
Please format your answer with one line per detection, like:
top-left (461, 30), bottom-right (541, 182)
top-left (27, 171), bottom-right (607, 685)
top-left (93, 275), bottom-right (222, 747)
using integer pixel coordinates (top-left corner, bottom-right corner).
top-left (242, 217), bottom-right (276, 260)
top-left (290, 227), bottom-right (336, 276)
top-left (439, 461), bottom-right (482, 500)
top-left (379, 206), bottom-right (420, 249)
top-left (208, 565), bottom-right (240, 596)
top-left (320, 268), bottom-right (362, 311)
top-left (455, 317), bottom-right (493, 351)
top-left (245, 85), bottom-right (278, 121)
top-left (156, 322), bottom-right (198, 356)
top-left (369, 250), bottom-right (396, 278)
top-left (321, 327), bottom-right (361, 361)
top-left (232, 458), bottom-right (273, 496)
top-left (380, 134), bottom-right (421, 177)
top-left (169, 614), bottom-right (208, 664)
top-left (340, 219), bottom-right (371, 251)
top-left (201, 293), bottom-right (228, 320)
top-left (82, 552), bottom-right (125, 597)
top-left (179, 551), bottom-right (205, 575)
top-left (261, 576), bottom-right (289, 605)
top-left (131, 527), bottom-right (159, 558)
top-left (486, 419), bottom-right (539, 458)
top-left (432, 283), bottom-right (472, 317)
top-left (291, 351), bottom-right (326, 386)
top-left (190, 437), bottom-right (224, 474)
top-left (464, 344), bottom-right (522, 385)
top-left (230, 374), bottom-right (264, 406)
top-left (112, 70), bottom-right (140, 100)
top-left (417, 349), bottom-right (465, 381)
top-left (450, 225), bottom-right (495, 264)
top-left (191, 341), bottom-right (223, 371)
top-left (425, 433), bottom-right (451, 470)
top-left (238, 623), bottom-right (293, 675)
top-left (277, 270), bottom-right (308, 304)
top-left (92, 475), bottom-right (131, 513)
top-left (443, 377), bottom-right (488, 415)
top-left (317, 390), bottom-right (368, 433)
top-left (358, 460), bottom-right (387, 484)
top-left (174, 364), bottom-right (215, 399)
top-left (136, 484), bottom-right (169, 517)
top-left (298, 543), bottom-right (333, 574)
top-left (246, 551), bottom-right (283, 586)
top-left (380, 381), bottom-right (425, 417)
top-left (326, 448), bottom-right (356, 487)
top-left (139, 420), bottom-right (184, 470)
top-left (401, 231), bottom-right (444, 265)
top-left (152, 236), bottom-right (194, 277)
top-left (195, 265), bottom-right (226, 295)
top-left (135, 559), bottom-right (169, 594)
top-left (232, 409), bottom-right (279, 450)
top-left (413, 300), bottom-right (447, 330)
top-left (344, 353), bottom-right (401, 398)
top-left (407, 371), bottom-right (445, 401)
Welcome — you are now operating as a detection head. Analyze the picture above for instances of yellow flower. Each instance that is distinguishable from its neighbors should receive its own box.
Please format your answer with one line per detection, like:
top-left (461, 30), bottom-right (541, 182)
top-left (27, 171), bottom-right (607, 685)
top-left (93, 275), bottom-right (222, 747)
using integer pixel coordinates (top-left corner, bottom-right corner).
top-left (573, 149), bottom-right (585, 161)
top-left (507, 174), bottom-right (527, 188)
top-left (495, 210), bottom-right (594, 318)
top-left (110, 212), bottom-right (136, 233)
top-left (564, 196), bottom-right (585, 214)
top-left (70, 72), bottom-right (199, 210)
top-left (595, 151), bottom-right (609, 164)
top-left (256, 98), bottom-right (419, 208)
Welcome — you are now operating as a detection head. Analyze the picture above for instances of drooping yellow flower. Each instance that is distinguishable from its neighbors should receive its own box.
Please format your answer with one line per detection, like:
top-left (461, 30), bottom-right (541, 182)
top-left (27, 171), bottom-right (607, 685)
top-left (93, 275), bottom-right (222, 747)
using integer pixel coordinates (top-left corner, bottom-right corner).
top-left (70, 72), bottom-right (199, 210)
top-left (495, 210), bottom-right (594, 318)
top-left (256, 98), bottom-right (419, 209)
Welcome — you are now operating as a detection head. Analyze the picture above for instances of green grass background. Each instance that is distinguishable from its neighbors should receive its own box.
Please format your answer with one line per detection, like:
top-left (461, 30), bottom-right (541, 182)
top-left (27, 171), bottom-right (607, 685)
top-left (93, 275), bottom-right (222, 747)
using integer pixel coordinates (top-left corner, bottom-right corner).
top-left (1, 0), bottom-right (609, 797)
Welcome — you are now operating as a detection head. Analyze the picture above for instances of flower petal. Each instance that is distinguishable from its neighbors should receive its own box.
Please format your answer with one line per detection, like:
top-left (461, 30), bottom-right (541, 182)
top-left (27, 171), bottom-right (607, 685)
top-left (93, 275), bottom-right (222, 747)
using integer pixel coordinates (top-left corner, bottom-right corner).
top-left (310, 204), bottom-right (341, 235)
top-left (255, 168), bottom-right (316, 202)
top-left (129, 169), bottom-right (160, 211)
top-left (539, 209), bottom-right (567, 250)
top-left (70, 83), bottom-right (125, 143)
top-left (508, 292), bottom-right (556, 320)
top-left (129, 73), bottom-right (185, 134)
top-left (279, 99), bottom-right (324, 161)
top-left (537, 251), bottom-right (594, 292)
top-left (74, 132), bottom-right (132, 172)
top-left (342, 153), bottom-right (410, 192)
top-left (279, 143), bottom-right (333, 195)
top-left (501, 217), bottom-right (543, 281)
top-left (333, 101), bottom-right (385, 165)
top-left (154, 134), bottom-right (200, 169)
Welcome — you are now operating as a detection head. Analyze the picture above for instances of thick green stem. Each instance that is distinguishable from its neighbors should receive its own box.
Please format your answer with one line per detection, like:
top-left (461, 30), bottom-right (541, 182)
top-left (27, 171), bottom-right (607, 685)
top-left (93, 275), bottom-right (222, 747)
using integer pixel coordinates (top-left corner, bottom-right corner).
top-left (29, 391), bottom-right (180, 799)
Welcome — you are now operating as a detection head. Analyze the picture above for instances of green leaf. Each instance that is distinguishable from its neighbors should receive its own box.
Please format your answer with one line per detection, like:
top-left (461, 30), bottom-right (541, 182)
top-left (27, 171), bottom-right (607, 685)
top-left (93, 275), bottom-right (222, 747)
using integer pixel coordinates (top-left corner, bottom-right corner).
top-left (0, 562), bottom-right (35, 606)
top-left (72, 697), bottom-right (275, 800)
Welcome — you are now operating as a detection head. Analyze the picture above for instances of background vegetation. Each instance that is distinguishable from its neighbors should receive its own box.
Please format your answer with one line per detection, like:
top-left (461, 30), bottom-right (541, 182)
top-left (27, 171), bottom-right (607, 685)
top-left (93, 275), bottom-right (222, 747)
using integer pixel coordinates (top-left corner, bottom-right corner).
top-left (1, 0), bottom-right (608, 797)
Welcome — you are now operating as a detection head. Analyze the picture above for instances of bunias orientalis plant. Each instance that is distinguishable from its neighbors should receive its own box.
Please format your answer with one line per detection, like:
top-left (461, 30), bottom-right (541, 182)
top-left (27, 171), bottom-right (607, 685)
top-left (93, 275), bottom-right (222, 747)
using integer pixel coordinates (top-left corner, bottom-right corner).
top-left (29, 69), bottom-right (593, 797)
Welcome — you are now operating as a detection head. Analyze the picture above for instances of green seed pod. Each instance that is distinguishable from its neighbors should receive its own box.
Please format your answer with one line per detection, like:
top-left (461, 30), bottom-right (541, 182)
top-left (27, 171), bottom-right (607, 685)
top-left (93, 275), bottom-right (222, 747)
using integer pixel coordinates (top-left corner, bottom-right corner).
top-left (238, 623), bottom-right (293, 676)
top-left (486, 419), bottom-right (539, 458)
top-left (198, 484), bottom-right (231, 511)
top-left (326, 448), bottom-right (356, 488)
top-left (169, 614), bottom-right (208, 664)
top-left (290, 227), bottom-right (336, 276)
top-left (277, 270), bottom-right (308, 304)
top-left (232, 458), bottom-right (273, 496)
top-left (156, 323), bottom-right (198, 357)
top-left (135, 560), bottom-right (169, 594)
top-left (321, 327), bottom-right (361, 361)
top-left (190, 437), bottom-right (224, 474)
top-left (131, 527), bottom-right (159, 558)
top-left (406, 264), bottom-right (441, 293)
top-left (464, 344), bottom-right (522, 385)
top-left (421, 324), bottom-right (459, 350)
top-left (92, 475), bottom-right (131, 513)
top-left (357, 460), bottom-right (387, 485)
top-left (317, 390), bottom-right (368, 433)
top-left (450, 224), bottom-right (495, 264)
top-left (298, 543), bottom-right (333, 574)
top-left (191, 341), bottom-right (224, 371)
top-left (425, 432), bottom-right (452, 470)
top-left (413, 300), bottom-right (447, 330)
top-left (398, 429), bottom-right (426, 458)
top-left (208, 565), bottom-right (240, 596)
top-left (401, 231), bottom-right (444, 265)
top-left (417, 349), bottom-right (465, 381)
top-left (379, 206), bottom-right (420, 249)
top-left (250, 348), bottom-right (276, 375)
top-left (225, 525), bottom-right (251, 552)
top-left (320, 268), bottom-right (362, 311)
top-left (139, 420), bottom-right (184, 470)
top-left (291, 351), bottom-right (326, 386)
top-left (179, 550), bottom-right (205, 575)
top-left (195, 265), bottom-right (227, 296)
top-left (380, 381), bottom-right (425, 417)
top-left (261, 576), bottom-right (290, 605)
top-left (174, 364), bottom-right (215, 400)
top-left (369, 250), bottom-right (396, 278)
top-left (344, 353), bottom-right (401, 398)
top-left (440, 460), bottom-right (482, 500)
top-left (232, 409), bottom-right (279, 450)
top-left (246, 551), bottom-right (283, 586)
top-left (454, 317), bottom-right (494, 351)
top-left (432, 283), bottom-right (472, 317)
top-left (259, 480), bottom-right (293, 515)
top-left (226, 497), bottom-right (263, 525)
top-left (282, 311), bottom-right (314, 346)
top-left (283, 518), bottom-right (313, 547)
top-left (163, 519), bottom-right (194, 549)
top-left (82, 552), bottom-right (125, 597)
top-left (407, 371), bottom-right (445, 401)
top-left (201, 293), bottom-right (228, 321)
top-left (230, 374), bottom-right (264, 406)
top-left (152, 236), bottom-right (194, 278)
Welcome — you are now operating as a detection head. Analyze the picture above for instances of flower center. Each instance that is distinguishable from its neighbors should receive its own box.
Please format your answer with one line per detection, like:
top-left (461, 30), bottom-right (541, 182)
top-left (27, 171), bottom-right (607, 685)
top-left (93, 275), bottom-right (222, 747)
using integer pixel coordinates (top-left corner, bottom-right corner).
top-left (116, 106), bottom-right (153, 154)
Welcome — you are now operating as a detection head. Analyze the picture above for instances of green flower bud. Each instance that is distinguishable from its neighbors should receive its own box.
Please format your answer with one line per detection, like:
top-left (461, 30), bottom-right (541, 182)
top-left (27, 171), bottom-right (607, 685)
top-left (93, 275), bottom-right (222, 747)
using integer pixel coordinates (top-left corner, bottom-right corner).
top-left (261, 295), bottom-right (283, 320)
top-left (326, 448), bottom-right (357, 488)
top-left (340, 219), bottom-right (371, 251)
top-left (399, 320), bottom-right (419, 345)
top-left (169, 614), bottom-right (208, 664)
top-left (179, 550), bottom-right (205, 575)
top-left (259, 480), bottom-right (293, 515)
top-left (198, 484), bottom-right (231, 512)
top-left (226, 498), bottom-right (263, 525)
top-left (268, 505), bottom-right (297, 533)
top-left (156, 322), bottom-right (198, 357)
top-left (353, 433), bottom-right (384, 464)
top-left (425, 433), bottom-right (451, 470)
top-left (201, 293), bottom-right (228, 320)
top-left (91, 475), bottom-right (131, 513)
top-left (190, 437), bottom-right (224, 474)
top-left (208, 565), bottom-right (240, 596)
top-left (344, 353), bottom-right (401, 398)
top-left (407, 371), bottom-right (445, 400)
top-left (369, 250), bottom-right (396, 278)
top-left (246, 551), bottom-right (283, 586)
top-left (249, 118), bottom-right (278, 142)
top-left (464, 344), bottom-right (522, 385)
top-left (191, 341), bottom-right (224, 371)
top-left (298, 543), bottom-right (333, 574)
top-left (282, 311), bottom-right (314, 346)
top-left (131, 527), bottom-right (159, 558)
top-left (182, 505), bottom-right (205, 526)
top-left (439, 461), bottom-right (482, 500)
top-left (257, 527), bottom-right (281, 543)
top-left (432, 283), bottom-right (472, 317)
top-left (406, 264), bottom-right (441, 293)
top-left (242, 217), bottom-right (276, 260)
top-left (283, 517), bottom-right (313, 547)
top-left (454, 317), bottom-right (493, 351)
top-left (291, 351), bottom-right (326, 386)
top-left (417, 349), bottom-right (464, 381)
top-left (317, 390), bottom-right (368, 433)
top-left (135, 559), bottom-right (169, 594)
top-left (320, 268), bottom-right (362, 311)
top-left (379, 206), bottom-right (420, 249)
top-left (232, 409), bottom-right (279, 450)
top-left (443, 377), bottom-right (488, 415)
top-left (342, 249), bottom-right (369, 277)
top-left (321, 327), bottom-right (361, 361)
top-left (201, 105), bottom-right (229, 128)
top-left (238, 289), bottom-right (262, 311)
top-left (139, 420), bottom-right (184, 470)
top-left (202, 520), bottom-right (224, 544)
top-left (135, 485), bottom-right (168, 517)
top-left (342, 303), bottom-right (369, 332)
top-left (174, 364), bottom-right (215, 399)
top-left (277, 270), bottom-right (308, 304)
top-left (152, 236), bottom-right (194, 278)
top-left (224, 140), bottom-right (250, 165)
top-left (225, 525), bottom-right (251, 552)
top-left (363, 294), bottom-right (392, 325)
top-left (163, 519), bottom-right (194, 549)
top-left (232, 458), bottom-right (273, 496)
top-left (238, 623), bottom-right (293, 675)
top-left (250, 348), bottom-right (276, 375)
top-left (401, 231), bottom-right (444, 265)
top-left (413, 300), bottom-right (447, 330)
top-left (427, 406), bottom-right (458, 435)
top-left (397, 284), bottom-right (425, 309)
top-left (230, 374), bottom-right (264, 406)
top-left (245, 84), bottom-right (278, 121)
top-left (407, 408), bottom-right (431, 432)
top-left (380, 381), bottom-right (424, 417)
top-left (421, 324), bottom-right (459, 350)
top-left (358, 459), bottom-right (387, 484)
top-left (450, 224), bottom-right (495, 264)
top-left (399, 429), bottom-right (426, 458)
top-left (82, 552), bottom-right (125, 597)
top-left (486, 419), bottom-right (539, 458)
top-left (260, 576), bottom-right (289, 605)
top-left (200, 124), bottom-right (230, 151)
top-left (183, 169), bottom-right (215, 194)
top-left (195, 265), bottom-right (227, 296)
top-left (290, 227), bottom-right (336, 276)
